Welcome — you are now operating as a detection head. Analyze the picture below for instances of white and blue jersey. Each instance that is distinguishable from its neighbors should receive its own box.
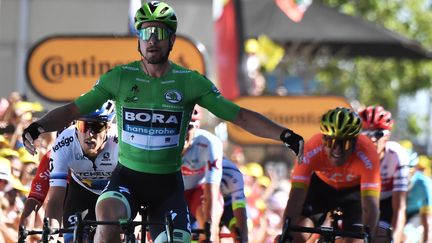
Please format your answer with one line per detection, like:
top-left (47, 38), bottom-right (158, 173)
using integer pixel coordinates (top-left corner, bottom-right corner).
top-left (181, 129), bottom-right (223, 190)
top-left (49, 125), bottom-right (119, 194)
top-left (220, 159), bottom-right (246, 208)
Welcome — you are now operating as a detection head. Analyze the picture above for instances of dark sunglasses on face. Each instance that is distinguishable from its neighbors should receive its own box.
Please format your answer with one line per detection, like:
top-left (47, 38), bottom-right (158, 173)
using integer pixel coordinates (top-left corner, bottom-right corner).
top-left (362, 130), bottom-right (390, 139)
top-left (138, 26), bottom-right (171, 41)
top-left (323, 136), bottom-right (356, 151)
top-left (76, 120), bottom-right (107, 133)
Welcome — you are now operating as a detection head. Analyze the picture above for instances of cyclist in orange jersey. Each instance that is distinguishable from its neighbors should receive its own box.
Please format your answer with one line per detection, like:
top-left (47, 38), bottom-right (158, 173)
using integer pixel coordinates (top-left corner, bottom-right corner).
top-left (276, 107), bottom-right (381, 243)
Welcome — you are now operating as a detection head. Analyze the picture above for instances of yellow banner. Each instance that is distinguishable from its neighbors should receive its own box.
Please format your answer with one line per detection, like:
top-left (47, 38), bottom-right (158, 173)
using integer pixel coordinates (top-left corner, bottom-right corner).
top-left (27, 35), bottom-right (206, 102)
top-left (227, 96), bottom-right (352, 144)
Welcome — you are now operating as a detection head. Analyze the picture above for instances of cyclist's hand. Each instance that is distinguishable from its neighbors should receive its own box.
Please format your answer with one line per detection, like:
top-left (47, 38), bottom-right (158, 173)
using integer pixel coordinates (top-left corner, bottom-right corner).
top-left (22, 122), bottom-right (44, 155)
top-left (280, 129), bottom-right (304, 163)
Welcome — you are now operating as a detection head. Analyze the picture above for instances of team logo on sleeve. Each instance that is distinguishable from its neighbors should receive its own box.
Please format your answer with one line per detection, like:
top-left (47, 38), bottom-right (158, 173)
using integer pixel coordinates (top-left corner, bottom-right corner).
top-left (164, 90), bottom-right (182, 104)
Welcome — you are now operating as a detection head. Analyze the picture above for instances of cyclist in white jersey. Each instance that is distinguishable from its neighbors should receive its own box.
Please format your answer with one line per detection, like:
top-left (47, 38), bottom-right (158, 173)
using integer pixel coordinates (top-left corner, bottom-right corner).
top-left (220, 158), bottom-right (248, 243)
top-left (45, 101), bottom-right (117, 242)
top-left (182, 107), bottom-right (224, 242)
top-left (359, 106), bottom-right (410, 243)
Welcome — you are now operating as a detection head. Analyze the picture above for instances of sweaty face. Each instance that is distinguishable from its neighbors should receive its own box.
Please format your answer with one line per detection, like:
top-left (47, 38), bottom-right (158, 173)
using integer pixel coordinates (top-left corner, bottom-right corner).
top-left (138, 22), bottom-right (174, 64)
top-left (76, 121), bottom-right (108, 158)
top-left (322, 136), bottom-right (356, 166)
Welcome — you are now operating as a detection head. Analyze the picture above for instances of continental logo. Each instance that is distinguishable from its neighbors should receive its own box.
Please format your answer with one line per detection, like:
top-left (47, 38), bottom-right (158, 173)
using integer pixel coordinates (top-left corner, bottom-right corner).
top-left (40, 56), bottom-right (124, 83)
top-left (27, 36), bottom-right (206, 102)
top-left (262, 111), bottom-right (320, 125)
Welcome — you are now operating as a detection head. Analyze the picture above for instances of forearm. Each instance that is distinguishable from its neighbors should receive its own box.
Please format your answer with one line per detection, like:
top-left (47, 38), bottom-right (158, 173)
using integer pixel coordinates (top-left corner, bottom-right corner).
top-left (391, 210), bottom-right (405, 242)
top-left (19, 197), bottom-right (42, 226)
top-left (231, 108), bottom-right (285, 140)
top-left (35, 102), bottom-right (80, 132)
top-left (282, 187), bottom-right (307, 225)
top-left (421, 214), bottom-right (432, 243)
top-left (45, 187), bottom-right (66, 228)
top-left (203, 183), bottom-right (221, 237)
top-left (233, 207), bottom-right (248, 242)
top-left (45, 200), bottom-right (63, 227)
top-left (361, 201), bottom-right (379, 238)
top-left (391, 191), bottom-right (407, 242)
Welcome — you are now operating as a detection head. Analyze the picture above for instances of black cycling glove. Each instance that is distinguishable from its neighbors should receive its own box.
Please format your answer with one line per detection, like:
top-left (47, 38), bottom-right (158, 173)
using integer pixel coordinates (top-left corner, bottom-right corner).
top-left (22, 122), bottom-right (44, 142)
top-left (280, 128), bottom-right (304, 157)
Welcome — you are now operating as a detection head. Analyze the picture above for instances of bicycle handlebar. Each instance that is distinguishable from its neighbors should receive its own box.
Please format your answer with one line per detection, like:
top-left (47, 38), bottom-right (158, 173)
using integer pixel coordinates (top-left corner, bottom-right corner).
top-left (19, 211), bottom-right (174, 243)
top-left (279, 218), bottom-right (371, 243)
top-left (73, 211), bottom-right (174, 243)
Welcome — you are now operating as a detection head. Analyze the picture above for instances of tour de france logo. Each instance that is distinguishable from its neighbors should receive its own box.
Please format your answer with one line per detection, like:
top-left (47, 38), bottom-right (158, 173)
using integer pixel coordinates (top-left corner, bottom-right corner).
top-left (164, 90), bottom-right (182, 104)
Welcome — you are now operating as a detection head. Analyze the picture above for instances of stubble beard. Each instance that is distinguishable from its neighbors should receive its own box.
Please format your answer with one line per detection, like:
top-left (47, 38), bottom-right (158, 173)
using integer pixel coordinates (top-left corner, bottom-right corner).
top-left (144, 51), bottom-right (170, 64)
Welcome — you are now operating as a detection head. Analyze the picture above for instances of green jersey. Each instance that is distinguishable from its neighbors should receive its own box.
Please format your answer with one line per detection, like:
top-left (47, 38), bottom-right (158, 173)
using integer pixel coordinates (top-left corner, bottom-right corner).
top-left (75, 61), bottom-right (240, 174)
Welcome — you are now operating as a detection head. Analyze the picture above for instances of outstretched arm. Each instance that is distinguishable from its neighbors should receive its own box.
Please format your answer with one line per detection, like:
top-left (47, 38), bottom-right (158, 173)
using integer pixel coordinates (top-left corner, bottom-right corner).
top-left (22, 102), bottom-right (81, 155)
top-left (231, 108), bottom-right (304, 160)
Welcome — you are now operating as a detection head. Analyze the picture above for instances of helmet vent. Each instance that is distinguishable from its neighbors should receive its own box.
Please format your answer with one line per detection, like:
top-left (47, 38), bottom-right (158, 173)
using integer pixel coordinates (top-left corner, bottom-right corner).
top-left (138, 8), bottom-right (146, 16)
top-left (160, 6), bottom-right (169, 14)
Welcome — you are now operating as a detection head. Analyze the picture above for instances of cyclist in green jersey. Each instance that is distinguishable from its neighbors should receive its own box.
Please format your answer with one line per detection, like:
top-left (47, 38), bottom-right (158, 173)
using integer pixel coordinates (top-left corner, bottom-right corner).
top-left (21, 2), bottom-right (304, 242)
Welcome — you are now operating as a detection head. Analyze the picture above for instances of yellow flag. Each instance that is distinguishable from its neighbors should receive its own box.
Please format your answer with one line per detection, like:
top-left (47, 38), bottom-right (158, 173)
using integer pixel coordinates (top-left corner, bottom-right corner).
top-left (257, 35), bottom-right (285, 72)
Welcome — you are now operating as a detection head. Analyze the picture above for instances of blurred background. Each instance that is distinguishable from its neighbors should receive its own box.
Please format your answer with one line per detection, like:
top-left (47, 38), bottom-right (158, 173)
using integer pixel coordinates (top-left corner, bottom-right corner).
top-left (1, 0), bottom-right (432, 162)
top-left (2, 1), bottom-right (432, 242)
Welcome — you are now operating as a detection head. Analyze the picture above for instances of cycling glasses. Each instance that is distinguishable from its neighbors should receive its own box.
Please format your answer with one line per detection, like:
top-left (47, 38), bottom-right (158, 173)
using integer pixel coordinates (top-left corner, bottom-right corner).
top-left (76, 120), bottom-right (108, 133)
top-left (138, 27), bottom-right (171, 41)
top-left (362, 130), bottom-right (390, 140)
top-left (323, 136), bottom-right (356, 151)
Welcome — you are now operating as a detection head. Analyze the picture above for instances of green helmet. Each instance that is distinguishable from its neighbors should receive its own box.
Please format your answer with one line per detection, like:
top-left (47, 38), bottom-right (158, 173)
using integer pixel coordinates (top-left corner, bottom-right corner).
top-left (320, 107), bottom-right (362, 138)
top-left (134, 1), bottom-right (177, 32)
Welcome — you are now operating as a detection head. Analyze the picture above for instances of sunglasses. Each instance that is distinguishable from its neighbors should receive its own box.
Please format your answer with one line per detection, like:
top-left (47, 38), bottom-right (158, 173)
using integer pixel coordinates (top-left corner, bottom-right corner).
top-left (362, 130), bottom-right (390, 140)
top-left (323, 136), bottom-right (356, 151)
top-left (76, 120), bottom-right (107, 133)
top-left (138, 27), bottom-right (171, 41)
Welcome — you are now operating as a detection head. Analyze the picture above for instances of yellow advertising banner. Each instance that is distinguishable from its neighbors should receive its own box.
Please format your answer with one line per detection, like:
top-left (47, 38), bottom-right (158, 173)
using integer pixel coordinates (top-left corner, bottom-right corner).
top-left (227, 96), bottom-right (352, 144)
top-left (26, 35), bottom-right (206, 102)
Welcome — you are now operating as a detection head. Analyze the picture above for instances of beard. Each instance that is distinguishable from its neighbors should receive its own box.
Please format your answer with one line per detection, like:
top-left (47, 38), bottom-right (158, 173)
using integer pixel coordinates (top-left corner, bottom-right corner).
top-left (143, 50), bottom-right (170, 64)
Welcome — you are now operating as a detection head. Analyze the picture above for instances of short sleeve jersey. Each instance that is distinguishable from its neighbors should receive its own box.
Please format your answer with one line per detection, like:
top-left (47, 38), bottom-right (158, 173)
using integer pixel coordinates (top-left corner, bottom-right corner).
top-left (291, 133), bottom-right (381, 196)
top-left (379, 141), bottom-right (410, 199)
top-left (181, 129), bottom-right (223, 190)
top-left (28, 151), bottom-right (51, 203)
top-left (220, 158), bottom-right (246, 209)
top-left (74, 61), bottom-right (240, 174)
top-left (49, 125), bottom-right (119, 195)
top-left (406, 171), bottom-right (432, 216)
